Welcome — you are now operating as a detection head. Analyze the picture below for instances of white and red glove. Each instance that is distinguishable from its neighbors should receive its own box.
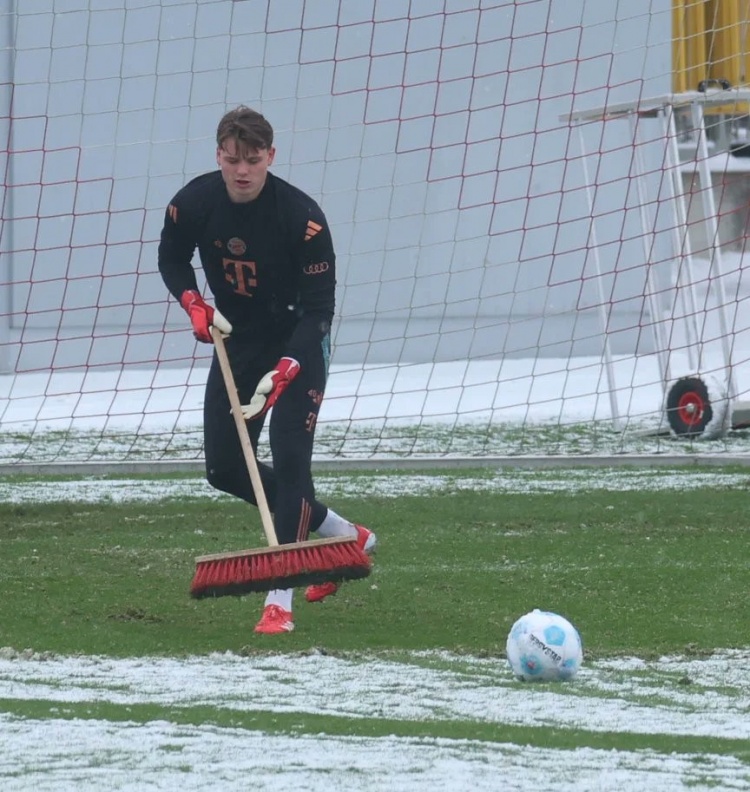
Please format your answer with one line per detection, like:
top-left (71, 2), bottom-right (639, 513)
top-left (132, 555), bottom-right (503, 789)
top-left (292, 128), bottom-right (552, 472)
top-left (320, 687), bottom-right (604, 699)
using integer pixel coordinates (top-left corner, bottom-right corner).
top-left (241, 357), bottom-right (301, 420)
top-left (179, 289), bottom-right (232, 343)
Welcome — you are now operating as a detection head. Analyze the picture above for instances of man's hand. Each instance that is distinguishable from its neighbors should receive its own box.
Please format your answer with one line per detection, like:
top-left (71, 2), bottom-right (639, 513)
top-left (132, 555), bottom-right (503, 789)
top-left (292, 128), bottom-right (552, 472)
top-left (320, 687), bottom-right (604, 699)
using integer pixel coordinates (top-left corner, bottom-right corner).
top-left (179, 289), bottom-right (232, 343)
top-left (241, 358), bottom-right (301, 420)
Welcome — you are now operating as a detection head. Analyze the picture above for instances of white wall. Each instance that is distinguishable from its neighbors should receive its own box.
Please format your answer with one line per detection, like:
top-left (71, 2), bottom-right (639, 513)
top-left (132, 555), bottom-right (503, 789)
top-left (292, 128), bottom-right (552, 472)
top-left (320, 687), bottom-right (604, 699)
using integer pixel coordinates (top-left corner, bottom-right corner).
top-left (0, 0), bottom-right (673, 372)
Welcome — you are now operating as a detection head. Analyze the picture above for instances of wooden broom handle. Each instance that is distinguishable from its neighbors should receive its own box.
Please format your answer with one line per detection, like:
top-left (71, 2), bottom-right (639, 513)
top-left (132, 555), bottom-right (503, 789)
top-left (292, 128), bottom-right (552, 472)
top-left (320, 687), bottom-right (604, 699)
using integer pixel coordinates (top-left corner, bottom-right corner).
top-left (211, 325), bottom-right (279, 547)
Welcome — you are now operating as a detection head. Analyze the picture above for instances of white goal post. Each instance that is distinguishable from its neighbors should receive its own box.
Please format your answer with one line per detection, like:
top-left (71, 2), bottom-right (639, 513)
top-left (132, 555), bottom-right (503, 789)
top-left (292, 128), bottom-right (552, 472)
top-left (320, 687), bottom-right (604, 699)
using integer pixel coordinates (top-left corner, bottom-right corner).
top-left (2, 0), bottom-right (750, 471)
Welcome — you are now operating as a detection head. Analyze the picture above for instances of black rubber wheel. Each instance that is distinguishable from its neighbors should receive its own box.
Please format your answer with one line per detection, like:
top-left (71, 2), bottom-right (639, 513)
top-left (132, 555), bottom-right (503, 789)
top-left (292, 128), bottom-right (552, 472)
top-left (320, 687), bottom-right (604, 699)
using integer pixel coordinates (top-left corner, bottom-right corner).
top-left (665, 376), bottom-right (713, 437)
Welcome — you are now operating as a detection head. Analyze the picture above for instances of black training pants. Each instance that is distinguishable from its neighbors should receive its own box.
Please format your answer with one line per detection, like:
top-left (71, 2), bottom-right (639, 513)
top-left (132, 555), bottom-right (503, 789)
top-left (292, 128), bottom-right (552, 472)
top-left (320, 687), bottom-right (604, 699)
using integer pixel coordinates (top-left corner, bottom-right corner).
top-left (203, 333), bottom-right (330, 544)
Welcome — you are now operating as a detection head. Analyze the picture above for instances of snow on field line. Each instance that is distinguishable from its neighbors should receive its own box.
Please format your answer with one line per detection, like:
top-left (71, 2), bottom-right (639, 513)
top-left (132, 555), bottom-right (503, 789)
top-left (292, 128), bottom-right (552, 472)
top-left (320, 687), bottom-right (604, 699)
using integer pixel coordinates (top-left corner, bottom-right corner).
top-left (2, 467), bottom-right (750, 503)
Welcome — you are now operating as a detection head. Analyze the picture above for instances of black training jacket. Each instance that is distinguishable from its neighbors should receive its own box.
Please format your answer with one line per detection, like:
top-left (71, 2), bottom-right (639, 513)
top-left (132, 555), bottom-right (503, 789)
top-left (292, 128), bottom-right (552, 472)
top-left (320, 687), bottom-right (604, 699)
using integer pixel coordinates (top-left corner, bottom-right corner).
top-left (158, 170), bottom-right (335, 362)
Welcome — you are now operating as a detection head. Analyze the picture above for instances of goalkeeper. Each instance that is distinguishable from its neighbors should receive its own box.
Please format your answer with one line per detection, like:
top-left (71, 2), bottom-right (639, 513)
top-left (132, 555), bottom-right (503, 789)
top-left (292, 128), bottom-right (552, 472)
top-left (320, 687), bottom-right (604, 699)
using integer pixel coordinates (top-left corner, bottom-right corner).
top-left (157, 106), bottom-right (376, 635)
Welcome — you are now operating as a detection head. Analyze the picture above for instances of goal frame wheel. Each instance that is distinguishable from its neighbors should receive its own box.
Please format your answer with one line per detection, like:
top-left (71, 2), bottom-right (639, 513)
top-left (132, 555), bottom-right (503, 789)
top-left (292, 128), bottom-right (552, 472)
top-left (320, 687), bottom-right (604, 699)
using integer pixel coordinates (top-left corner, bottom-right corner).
top-left (665, 375), bottom-right (722, 438)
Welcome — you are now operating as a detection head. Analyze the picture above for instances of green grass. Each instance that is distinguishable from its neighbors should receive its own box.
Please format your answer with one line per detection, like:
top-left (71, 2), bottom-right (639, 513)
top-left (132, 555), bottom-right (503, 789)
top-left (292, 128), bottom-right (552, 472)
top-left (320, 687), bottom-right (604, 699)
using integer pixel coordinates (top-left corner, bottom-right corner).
top-left (2, 470), bottom-right (749, 658)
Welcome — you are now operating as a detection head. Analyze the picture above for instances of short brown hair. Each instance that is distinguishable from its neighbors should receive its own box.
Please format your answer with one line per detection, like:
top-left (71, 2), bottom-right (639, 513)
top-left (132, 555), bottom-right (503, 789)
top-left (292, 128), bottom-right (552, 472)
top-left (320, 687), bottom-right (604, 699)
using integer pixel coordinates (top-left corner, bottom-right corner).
top-left (216, 106), bottom-right (274, 151)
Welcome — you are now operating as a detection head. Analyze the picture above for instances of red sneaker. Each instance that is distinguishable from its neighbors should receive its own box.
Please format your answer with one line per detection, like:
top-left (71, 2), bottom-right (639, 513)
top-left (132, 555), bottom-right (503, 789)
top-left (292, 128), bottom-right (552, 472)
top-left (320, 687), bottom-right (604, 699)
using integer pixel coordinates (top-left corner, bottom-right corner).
top-left (254, 604), bottom-right (294, 634)
top-left (305, 525), bottom-right (376, 603)
top-left (305, 581), bottom-right (339, 603)
top-left (354, 524), bottom-right (377, 554)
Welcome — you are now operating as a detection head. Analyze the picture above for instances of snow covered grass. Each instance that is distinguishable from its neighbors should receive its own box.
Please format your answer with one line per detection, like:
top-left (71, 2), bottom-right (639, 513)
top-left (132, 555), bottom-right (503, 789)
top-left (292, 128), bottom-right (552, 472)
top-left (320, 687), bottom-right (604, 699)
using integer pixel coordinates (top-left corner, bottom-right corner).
top-left (1, 648), bottom-right (749, 791)
top-left (3, 465), bottom-right (750, 503)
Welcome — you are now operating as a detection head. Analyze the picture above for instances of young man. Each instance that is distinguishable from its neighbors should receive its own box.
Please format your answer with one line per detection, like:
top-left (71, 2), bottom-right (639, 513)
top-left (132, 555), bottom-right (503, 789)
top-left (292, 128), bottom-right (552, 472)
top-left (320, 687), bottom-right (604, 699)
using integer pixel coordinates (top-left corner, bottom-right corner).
top-left (158, 106), bottom-right (376, 635)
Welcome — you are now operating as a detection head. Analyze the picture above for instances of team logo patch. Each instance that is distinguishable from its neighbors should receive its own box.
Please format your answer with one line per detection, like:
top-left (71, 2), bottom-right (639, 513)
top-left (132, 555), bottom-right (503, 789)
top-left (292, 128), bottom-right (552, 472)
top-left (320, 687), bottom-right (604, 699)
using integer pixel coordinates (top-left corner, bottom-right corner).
top-left (227, 237), bottom-right (247, 256)
top-left (303, 261), bottom-right (329, 275)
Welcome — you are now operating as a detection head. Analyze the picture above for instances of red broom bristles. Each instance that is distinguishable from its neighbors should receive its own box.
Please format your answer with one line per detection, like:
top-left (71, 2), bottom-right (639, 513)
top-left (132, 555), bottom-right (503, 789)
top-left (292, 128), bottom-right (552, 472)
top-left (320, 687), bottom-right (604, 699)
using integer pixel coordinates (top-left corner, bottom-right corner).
top-left (190, 537), bottom-right (371, 599)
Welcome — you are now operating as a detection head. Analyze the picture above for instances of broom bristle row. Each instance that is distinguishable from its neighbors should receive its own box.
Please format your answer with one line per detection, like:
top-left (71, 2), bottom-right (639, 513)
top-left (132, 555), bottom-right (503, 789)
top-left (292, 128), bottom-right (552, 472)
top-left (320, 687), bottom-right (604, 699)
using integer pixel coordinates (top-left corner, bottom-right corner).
top-left (190, 540), bottom-right (371, 599)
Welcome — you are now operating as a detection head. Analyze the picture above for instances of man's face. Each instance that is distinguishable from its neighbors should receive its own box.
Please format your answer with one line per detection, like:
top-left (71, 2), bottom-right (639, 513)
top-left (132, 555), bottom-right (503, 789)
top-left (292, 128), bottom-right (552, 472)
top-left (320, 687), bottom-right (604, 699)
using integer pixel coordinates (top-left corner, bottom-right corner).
top-left (216, 137), bottom-right (275, 203)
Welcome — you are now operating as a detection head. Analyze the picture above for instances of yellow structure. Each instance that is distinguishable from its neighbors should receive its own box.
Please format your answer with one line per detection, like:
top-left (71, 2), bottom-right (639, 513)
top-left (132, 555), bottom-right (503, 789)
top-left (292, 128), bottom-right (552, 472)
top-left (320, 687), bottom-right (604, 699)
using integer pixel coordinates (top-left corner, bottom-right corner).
top-left (673, 0), bottom-right (749, 110)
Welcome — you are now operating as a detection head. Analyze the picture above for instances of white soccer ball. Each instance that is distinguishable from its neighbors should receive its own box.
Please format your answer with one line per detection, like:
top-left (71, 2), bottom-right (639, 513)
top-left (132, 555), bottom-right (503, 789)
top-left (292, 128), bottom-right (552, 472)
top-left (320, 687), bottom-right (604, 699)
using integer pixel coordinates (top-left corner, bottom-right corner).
top-left (506, 609), bottom-right (583, 681)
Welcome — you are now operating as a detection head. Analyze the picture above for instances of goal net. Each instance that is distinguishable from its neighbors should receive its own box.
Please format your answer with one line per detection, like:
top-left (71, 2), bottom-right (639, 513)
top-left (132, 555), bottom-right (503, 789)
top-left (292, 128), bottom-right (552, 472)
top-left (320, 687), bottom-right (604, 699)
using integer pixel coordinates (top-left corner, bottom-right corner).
top-left (2, 0), bottom-right (750, 468)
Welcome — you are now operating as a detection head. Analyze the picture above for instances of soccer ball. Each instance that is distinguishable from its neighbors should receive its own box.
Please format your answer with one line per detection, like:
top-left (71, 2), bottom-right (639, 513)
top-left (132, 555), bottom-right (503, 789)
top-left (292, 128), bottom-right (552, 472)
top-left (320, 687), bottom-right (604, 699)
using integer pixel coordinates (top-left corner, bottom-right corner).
top-left (506, 609), bottom-right (583, 681)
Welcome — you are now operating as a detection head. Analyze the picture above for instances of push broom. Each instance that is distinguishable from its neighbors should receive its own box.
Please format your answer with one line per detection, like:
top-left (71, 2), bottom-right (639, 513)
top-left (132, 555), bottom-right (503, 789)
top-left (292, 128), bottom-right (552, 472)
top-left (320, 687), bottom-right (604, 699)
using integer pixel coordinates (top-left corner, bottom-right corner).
top-left (190, 325), bottom-right (372, 599)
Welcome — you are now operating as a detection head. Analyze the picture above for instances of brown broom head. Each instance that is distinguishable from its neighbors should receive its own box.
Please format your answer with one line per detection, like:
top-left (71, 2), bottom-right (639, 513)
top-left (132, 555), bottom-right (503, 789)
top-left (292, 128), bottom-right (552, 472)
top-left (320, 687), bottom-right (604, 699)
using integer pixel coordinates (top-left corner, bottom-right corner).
top-left (189, 536), bottom-right (372, 599)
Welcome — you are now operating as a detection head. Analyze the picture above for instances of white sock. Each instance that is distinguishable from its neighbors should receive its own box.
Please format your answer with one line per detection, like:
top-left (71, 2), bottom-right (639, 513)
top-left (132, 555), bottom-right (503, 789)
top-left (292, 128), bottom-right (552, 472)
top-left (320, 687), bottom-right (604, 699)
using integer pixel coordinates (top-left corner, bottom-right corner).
top-left (316, 509), bottom-right (357, 539)
top-left (264, 588), bottom-right (293, 612)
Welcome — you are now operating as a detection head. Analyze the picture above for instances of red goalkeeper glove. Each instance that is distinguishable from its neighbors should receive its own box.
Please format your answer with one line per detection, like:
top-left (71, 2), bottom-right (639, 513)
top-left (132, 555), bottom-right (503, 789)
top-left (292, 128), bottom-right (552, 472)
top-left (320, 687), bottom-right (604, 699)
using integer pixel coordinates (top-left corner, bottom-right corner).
top-left (179, 289), bottom-right (232, 343)
top-left (241, 357), bottom-right (301, 420)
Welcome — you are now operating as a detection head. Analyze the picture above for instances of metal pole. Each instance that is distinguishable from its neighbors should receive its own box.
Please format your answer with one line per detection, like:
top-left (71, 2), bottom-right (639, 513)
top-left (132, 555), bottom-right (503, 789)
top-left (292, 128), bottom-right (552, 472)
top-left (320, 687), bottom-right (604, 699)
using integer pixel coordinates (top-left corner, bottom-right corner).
top-left (664, 104), bottom-right (702, 374)
top-left (0, 1), bottom-right (14, 374)
top-left (629, 112), bottom-right (672, 391)
top-left (576, 124), bottom-right (622, 430)
top-left (691, 102), bottom-right (737, 401)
